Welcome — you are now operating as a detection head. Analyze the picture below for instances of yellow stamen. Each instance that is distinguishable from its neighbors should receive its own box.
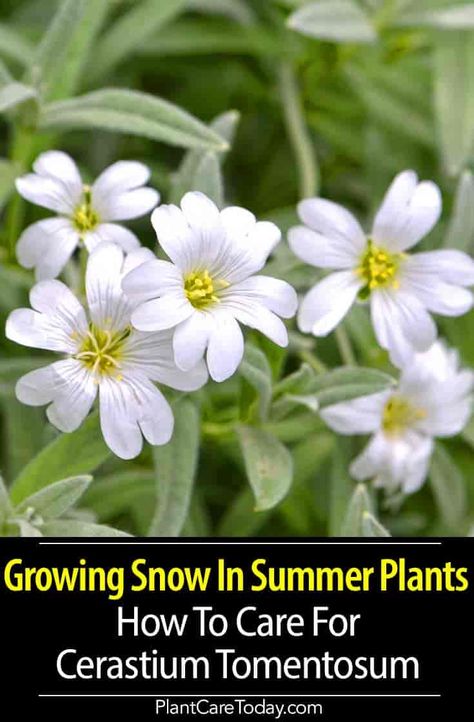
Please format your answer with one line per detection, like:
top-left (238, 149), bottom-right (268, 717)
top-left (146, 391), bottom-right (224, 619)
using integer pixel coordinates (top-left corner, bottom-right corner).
top-left (382, 396), bottom-right (426, 437)
top-left (184, 270), bottom-right (229, 309)
top-left (75, 324), bottom-right (131, 378)
top-left (358, 240), bottom-right (404, 299)
top-left (73, 184), bottom-right (100, 233)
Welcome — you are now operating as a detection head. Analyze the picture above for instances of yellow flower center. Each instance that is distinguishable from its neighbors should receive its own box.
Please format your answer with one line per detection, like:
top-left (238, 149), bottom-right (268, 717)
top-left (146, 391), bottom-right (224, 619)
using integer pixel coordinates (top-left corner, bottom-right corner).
top-left (382, 396), bottom-right (426, 437)
top-left (75, 324), bottom-right (131, 378)
top-left (358, 240), bottom-right (403, 299)
top-left (184, 270), bottom-right (229, 309)
top-left (73, 185), bottom-right (100, 233)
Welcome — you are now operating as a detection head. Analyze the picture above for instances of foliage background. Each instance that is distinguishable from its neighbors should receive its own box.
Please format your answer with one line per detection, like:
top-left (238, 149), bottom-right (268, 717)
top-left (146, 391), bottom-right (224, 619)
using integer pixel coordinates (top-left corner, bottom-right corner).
top-left (0, 0), bottom-right (473, 537)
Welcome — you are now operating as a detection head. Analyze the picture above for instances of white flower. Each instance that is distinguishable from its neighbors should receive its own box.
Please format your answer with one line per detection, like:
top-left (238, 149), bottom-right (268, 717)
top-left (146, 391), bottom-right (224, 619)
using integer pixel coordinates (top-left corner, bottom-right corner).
top-left (122, 191), bottom-right (298, 382)
top-left (6, 243), bottom-right (207, 460)
top-left (289, 170), bottom-right (474, 367)
top-left (320, 341), bottom-right (473, 495)
top-left (16, 151), bottom-right (159, 280)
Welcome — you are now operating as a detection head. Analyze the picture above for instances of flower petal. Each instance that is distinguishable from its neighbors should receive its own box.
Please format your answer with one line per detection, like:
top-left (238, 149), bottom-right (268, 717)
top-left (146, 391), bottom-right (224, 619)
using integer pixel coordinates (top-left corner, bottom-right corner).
top-left (288, 225), bottom-right (360, 269)
top-left (402, 275), bottom-right (473, 317)
top-left (220, 206), bottom-right (256, 243)
top-left (151, 204), bottom-right (197, 269)
top-left (226, 275), bottom-right (298, 319)
top-left (86, 242), bottom-right (131, 330)
top-left (17, 218), bottom-right (78, 279)
top-left (46, 359), bottom-right (97, 433)
top-left (83, 223), bottom-right (140, 253)
top-left (122, 247), bottom-right (156, 276)
top-left (297, 197), bottom-right (365, 250)
top-left (206, 311), bottom-right (244, 382)
top-left (16, 174), bottom-right (79, 214)
top-left (320, 391), bottom-right (390, 435)
top-left (92, 160), bottom-right (151, 197)
top-left (370, 289), bottom-right (437, 367)
top-left (122, 259), bottom-right (183, 304)
top-left (33, 150), bottom-right (82, 190)
top-left (16, 364), bottom-right (56, 406)
top-left (180, 190), bottom-right (220, 232)
top-left (173, 312), bottom-right (213, 372)
top-left (131, 294), bottom-right (192, 332)
top-left (372, 171), bottom-right (441, 252)
top-left (95, 188), bottom-right (159, 221)
top-left (404, 249), bottom-right (474, 287)
top-left (297, 271), bottom-right (362, 336)
top-left (223, 298), bottom-right (289, 347)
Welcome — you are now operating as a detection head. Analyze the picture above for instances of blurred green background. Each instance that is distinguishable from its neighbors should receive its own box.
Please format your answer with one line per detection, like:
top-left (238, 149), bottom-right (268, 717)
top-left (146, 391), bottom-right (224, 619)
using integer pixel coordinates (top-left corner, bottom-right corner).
top-left (0, 0), bottom-right (473, 538)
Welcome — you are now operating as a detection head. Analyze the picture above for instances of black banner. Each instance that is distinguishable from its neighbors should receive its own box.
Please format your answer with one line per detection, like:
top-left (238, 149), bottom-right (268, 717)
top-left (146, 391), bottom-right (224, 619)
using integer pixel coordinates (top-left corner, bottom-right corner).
top-left (0, 538), bottom-right (472, 719)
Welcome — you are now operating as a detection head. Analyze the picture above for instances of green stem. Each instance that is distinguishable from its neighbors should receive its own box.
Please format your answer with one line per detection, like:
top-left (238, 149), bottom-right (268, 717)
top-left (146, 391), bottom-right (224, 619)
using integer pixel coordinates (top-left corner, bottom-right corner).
top-left (300, 349), bottom-right (327, 374)
top-left (5, 125), bottom-right (35, 261)
top-left (335, 325), bottom-right (357, 366)
top-left (278, 62), bottom-right (319, 199)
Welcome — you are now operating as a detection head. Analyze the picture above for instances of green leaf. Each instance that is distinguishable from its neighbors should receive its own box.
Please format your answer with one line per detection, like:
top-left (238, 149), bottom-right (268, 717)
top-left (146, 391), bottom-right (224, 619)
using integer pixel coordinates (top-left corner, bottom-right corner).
top-left (0, 82), bottom-right (36, 113)
top-left (328, 441), bottom-right (354, 537)
top-left (341, 483), bottom-right (373, 536)
top-left (0, 23), bottom-right (34, 68)
top-left (40, 520), bottom-right (131, 537)
top-left (445, 170), bottom-right (474, 252)
top-left (273, 363), bottom-right (315, 397)
top-left (15, 475), bottom-right (92, 519)
top-left (16, 519), bottom-right (43, 537)
top-left (0, 159), bottom-right (17, 212)
top-left (171, 109), bottom-right (239, 204)
top-left (287, 0), bottom-right (377, 43)
top-left (362, 511), bottom-right (391, 537)
top-left (47, 0), bottom-right (110, 101)
top-left (434, 31), bottom-right (474, 176)
top-left (0, 476), bottom-right (13, 528)
top-left (0, 59), bottom-right (13, 85)
top-left (90, 0), bottom-right (187, 82)
top-left (239, 344), bottom-right (273, 422)
top-left (237, 425), bottom-right (293, 511)
top-left (149, 400), bottom-right (200, 536)
top-left (186, 0), bottom-right (255, 24)
top-left (83, 471), bottom-right (155, 519)
top-left (0, 358), bottom-right (55, 397)
top-left (397, 4), bottom-right (474, 29)
top-left (10, 412), bottom-right (110, 505)
top-left (285, 367), bottom-right (395, 412)
top-left (39, 89), bottom-right (228, 150)
top-left (1, 400), bottom-right (46, 479)
top-left (430, 443), bottom-right (467, 532)
top-left (217, 488), bottom-right (272, 536)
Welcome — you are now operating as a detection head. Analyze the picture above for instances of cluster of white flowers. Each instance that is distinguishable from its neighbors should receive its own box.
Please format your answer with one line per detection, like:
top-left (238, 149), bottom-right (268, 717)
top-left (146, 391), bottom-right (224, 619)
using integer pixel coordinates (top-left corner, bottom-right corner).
top-left (6, 154), bottom-right (473, 492)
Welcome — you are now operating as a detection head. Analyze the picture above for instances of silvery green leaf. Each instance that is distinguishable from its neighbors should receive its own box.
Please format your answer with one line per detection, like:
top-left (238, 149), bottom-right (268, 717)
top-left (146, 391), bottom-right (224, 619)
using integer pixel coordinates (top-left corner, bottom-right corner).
top-left (434, 31), bottom-right (474, 176)
top-left (287, 0), bottom-right (377, 43)
top-left (15, 475), bottom-right (92, 519)
top-left (362, 511), bottom-right (391, 537)
top-left (149, 400), bottom-right (200, 536)
top-left (217, 489), bottom-right (272, 536)
top-left (240, 344), bottom-right (273, 422)
top-left (0, 22), bottom-right (34, 68)
top-left (341, 484), bottom-right (373, 536)
top-left (90, 0), bottom-right (187, 82)
top-left (430, 443), bottom-right (467, 532)
top-left (10, 412), bottom-right (110, 505)
top-left (0, 59), bottom-right (13, 85)
top-left (186, 0), bottom-right (255, 23)
top-left (397, 4), bottom-right (474, 28)
top-left (0, 476), bottom-right (13, 528)
top-left (237, 425), bottom-right (293, 511)
top-left (16, 519), bottom-right (43, 537)
top-left (273, 363), bottom-right (315, 397)
top-left (48, 0), bottom-right (109, 101)
top-left (445, 170), bottom-right (474, 252)
top-left (0, 82), bottom-right (36, 113)
top-left (40, 520), bottom-right (131, 537)
top-left (83, 471), bottom-right (155, 519)
top-left (171, 109), bottom-right (239, 204)
top-left (39, 89), bottom-right (228, 150)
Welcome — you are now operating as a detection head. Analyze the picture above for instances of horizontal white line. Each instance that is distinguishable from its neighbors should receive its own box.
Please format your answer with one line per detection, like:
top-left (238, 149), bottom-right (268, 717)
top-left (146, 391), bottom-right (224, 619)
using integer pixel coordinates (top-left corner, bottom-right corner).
top-left (38, 542), bottom-right (442, 546)
top-left (39, 693), bottom-right (441, 698)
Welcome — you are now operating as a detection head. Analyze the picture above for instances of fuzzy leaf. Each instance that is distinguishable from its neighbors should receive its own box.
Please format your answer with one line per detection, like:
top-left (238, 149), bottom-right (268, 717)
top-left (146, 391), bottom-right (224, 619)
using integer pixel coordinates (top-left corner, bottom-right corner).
top-left (91, 0), bottom-right (187, 82)
top-left (237, 425), bottom-right (293, 511)
top-left (287, 0), bottom-right (377, 43)
top-left (39, 89), bottom-right (228, 150)
top-left (398, 5), bottom-right (474, 29)
top-left (0, 23), bottom-right (34, 67)
top-left (430, 443), bottom-right (467, 532)
top-left (10, 412), bottom-right (110, 505)
top-left (0, 476), bottom-right (12, 528)
top-left (149, 400), bottom-right (200, 537)
top-left (15, 475), bottom-right (92, 519)
top-left (240, 344), bottom-right (273, 422)
top-left (40, 520), bottom-right (131, 537)
top-left (328, 441), bottom-right (354, 537)
top-left (0, 159), bottom-right (17, 211)
top-left (445, 170), bottom-right (474, 252)
top-left (362, 511), bottom-right (391, 537)
top-left (0, 82), bottom-right (36, 113)
top-left (341, 484), bottom-right (373, 536)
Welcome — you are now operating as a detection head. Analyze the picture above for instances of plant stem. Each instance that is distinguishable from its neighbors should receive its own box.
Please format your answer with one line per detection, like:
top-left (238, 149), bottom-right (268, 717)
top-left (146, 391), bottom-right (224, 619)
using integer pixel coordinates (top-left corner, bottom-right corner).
top-left (335, 325), bottom-right (357, 366)
top-left (300, 349), bottom-right (327, 374)
top-left (5, 125), bottom-right (35, 261)
top-left (278, 62), bottom-right (319, 199)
